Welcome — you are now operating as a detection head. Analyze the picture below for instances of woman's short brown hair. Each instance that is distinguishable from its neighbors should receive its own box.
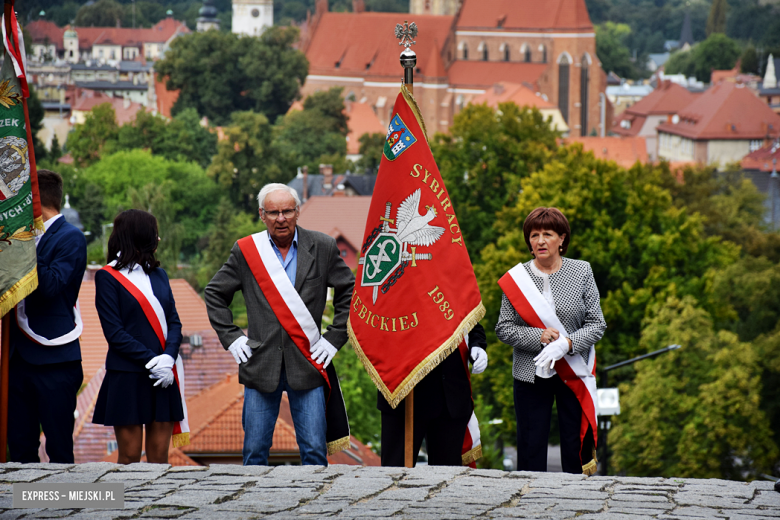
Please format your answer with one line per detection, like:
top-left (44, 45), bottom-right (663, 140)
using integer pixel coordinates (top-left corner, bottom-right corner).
top-left (523, 207), bottom-right (571, 255)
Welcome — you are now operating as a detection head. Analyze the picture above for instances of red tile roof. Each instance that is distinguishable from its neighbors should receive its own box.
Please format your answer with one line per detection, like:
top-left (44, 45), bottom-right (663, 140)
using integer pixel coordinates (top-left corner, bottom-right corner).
top-left (741, 142), bottom-right (780, 172)
top-left (456, 0), bottom-right (593, 31)
top-left (25, 20), bottom-right (65, 50)
top-left (346, 102), bottom-right (385, 155)
top-left (657, 82), bottom-right (780, 140)
top-left (612, 81), bottom-right (699, 137)
top-left (470, 81), bottom-right (556, 109)
top-left (154, 77), bottom-right (180, 119)
top-left (70, 18), bottom-right (189, 50)
top-left (564, 136), bottom-right (648, 168)
top-left (298, 196), bottom-right (373, 251)
top-left (447, 61), bottom-right (548, 90)
top-left (72, 90), bottom-right (153, 126)
top-left (305, 12), bottom-right (454, 80)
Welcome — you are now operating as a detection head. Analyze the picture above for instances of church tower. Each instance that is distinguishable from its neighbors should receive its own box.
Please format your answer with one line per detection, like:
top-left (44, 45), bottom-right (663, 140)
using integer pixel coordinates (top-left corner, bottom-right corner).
top-left (232, 0), bottom-right (273, 37)
top-left (197, 0), bottom-right (220, 32)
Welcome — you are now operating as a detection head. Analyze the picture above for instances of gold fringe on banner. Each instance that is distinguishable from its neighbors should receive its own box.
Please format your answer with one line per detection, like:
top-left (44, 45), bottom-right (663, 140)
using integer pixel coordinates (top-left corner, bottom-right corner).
top-left (400, 84), bottom-right (428, 142)
top-left (327, 436), bottom-right (351, 455)
top-left (582, 447), bottom-right (598, 476)
top-left (461, 445), bottom-right (483, 466)
top-left (0, 267), bottom-right (37, 318)
top-left (348, 302), bottom-right (486, 409)
top-left (172, 432), bottom-right (190, 448)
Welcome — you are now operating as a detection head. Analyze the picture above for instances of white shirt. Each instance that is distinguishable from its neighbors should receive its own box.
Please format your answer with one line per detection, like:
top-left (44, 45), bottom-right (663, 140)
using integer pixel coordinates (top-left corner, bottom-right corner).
top-left (36, 213), bottom-right (62, 247)
top-left (530, 260), bottom-right (556, 378)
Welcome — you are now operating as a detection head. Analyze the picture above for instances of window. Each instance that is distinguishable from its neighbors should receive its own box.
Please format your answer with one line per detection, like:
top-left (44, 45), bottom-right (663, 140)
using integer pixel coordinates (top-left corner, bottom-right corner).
top-left (340, 249), bottom-right (347, 258)
top-left (251, 8), bottom-right (260, 17)
top-left (558, 54), bottom-right (570, 123)
top-left (504, 45), bottom-right (510, 62)
top-left (523, 44), bottom-right (531, 62)
top-left (482, 45), bottom-right (488, 61)
top-left (750, 139), bottom-right (763, 152)
top-left (580, 54), bottom-right (590, 137)
top-left (539, 45), bottom-right (547, 63)
top-left (462, 43), bottom-right (468, 60)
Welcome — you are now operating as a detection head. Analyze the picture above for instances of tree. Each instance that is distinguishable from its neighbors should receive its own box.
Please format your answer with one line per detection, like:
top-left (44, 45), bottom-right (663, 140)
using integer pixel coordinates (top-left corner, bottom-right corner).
top-left (707, 0), bottom-right (728, 36)
top-left (65, 103), bottom-right (119, 166)
top-left (82, 149), bottom-right (221, 256)
top-left (116, 108), bottom-right (218, 169)
top-left (47, 2), bottom-right (80, 26)
top-left (595, 22), bottom-right (637, 79)
top-left (356, 132), bottom-right (385, 173)
top-left (49, 133), bottom-right (62, 162)
top-left (74, 0), bottom-right (124, 27)
top-left (27, 85), bottom-right (46, 163)
top-left (740, 45), bottom-right (759, 74)
top-left (666, 34), bottom-right (741, 82)
top-left (432, 102), bottom-right (559, 260)
top-left (129, 182), bottom-right (184, 273)
top-left (664, 49), bottom-right (696, 78)
top-left (273, 89), bottom-right (348, 174)
top-left (207, 111), bottom-right (288, 212)
top-left (156, 27), bottom-right (308, 125)
top-left (610, 296), bottom-right (778, 479)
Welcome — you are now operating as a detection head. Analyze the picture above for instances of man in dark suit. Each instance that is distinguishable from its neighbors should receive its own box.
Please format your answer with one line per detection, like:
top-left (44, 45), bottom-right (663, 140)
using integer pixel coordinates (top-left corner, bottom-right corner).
top-left (205, 183), bottom-right (354, 466)
top-left (9, 169), bottom-right (87, 463)
top-left (379, 323), bottom-right (488, 466)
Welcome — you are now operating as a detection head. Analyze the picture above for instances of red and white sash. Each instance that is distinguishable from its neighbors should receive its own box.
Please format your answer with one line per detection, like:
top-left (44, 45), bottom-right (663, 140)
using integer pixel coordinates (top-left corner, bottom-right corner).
top-left (16, 300), bottom-right (83, 346)
top-left (101, 265), bottom-right (190, 448)
top-left (458, 333), bottom-right (481, 467)
top-left (237, 231), bottom-right (350, 454)
top-left (498, 263), bottom-right (599, 454)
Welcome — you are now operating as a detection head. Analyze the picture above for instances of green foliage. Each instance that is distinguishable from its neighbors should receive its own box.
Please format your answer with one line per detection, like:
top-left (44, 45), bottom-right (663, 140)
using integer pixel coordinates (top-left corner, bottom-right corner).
top-left (337, 343), bottom-right (381, 447)
top-left (65, 103), bottom-right (119, 166)
top-left (596, 22), bottom-right (638, 79)
top-left (27, 86), bottom-right (46, 163)
top-left (432, 102), bottom-right (559, 260)
top-left (610, 296), bottom-right (778, 478)
top-left (155, 27), bottom-right (308, 125)
top-left (207, 111), bottom-right (288, 212)
top-left (706, 0), bottom-right (728, 36)
top-left (740, 45), bottom-right (759, 75)
top-left (274, 88), bottom-right (348, 174)
top-left (74, 0), bottom-right (125, 27)
top-left (81, 149), bottom-right (220, 256)
top-left (49, 133), bottom-right (62, 162)
top-left (116, 108), bottom-right (218, 169)
top-left (46, 2), bottom-right (80, 26)
top-left (665, 34), bottom-right (741, 82)
top-left (356, 132), bottom-right (385, 173)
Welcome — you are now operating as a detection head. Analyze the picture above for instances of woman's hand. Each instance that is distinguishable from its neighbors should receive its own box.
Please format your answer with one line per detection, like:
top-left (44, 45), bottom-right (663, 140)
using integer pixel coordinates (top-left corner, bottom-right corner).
top-left (540, 328), bottom-right (560, 345)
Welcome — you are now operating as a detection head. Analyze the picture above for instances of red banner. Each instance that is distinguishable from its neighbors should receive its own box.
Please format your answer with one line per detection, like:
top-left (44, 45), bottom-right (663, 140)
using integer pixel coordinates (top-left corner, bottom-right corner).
top-left (347, 86), bottom-right (484, 408)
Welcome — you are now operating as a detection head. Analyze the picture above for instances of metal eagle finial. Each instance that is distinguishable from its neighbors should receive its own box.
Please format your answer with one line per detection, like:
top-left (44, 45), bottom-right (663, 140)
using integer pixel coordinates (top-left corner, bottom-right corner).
top-left (395, 20), bottom-right (418, 48)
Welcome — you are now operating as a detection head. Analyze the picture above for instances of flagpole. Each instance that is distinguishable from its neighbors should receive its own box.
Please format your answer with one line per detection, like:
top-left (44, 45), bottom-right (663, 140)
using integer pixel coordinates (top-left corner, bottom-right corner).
top-left (398, 20), bottom-right (417, 469)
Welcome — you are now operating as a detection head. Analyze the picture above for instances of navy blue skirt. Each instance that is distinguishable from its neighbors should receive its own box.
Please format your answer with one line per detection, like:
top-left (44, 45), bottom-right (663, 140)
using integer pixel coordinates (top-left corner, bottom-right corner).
top-left (92, 369), bottom-right (184, 426)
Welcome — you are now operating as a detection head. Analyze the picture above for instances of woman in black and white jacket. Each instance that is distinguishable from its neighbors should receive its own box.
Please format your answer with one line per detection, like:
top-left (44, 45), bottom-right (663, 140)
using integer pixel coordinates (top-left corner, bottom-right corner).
top-left (496, 207), bottom-right (606, 474)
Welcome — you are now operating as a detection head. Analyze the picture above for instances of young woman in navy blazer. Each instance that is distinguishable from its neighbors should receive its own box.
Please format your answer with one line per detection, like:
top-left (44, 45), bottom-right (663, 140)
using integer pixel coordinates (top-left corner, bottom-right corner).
top-left (92, 210), bottom-right (184, 464)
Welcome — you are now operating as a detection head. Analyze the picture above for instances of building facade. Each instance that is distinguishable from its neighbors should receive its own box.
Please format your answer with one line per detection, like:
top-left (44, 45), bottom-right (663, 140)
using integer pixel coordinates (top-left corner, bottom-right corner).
top-left (232, 0), bottom-right (273, 37)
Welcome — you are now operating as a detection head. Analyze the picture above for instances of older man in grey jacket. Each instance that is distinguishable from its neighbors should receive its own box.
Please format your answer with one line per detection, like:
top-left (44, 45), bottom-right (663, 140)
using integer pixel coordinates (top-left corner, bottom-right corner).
top-left (205, 183), bottom-right (355, 465)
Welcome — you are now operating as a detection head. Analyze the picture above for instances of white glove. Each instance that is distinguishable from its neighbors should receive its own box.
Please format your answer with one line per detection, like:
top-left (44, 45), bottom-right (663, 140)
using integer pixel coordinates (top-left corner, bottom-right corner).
top-left (310, 337), bottom-right (337, 368)
top-left (228, 337), bottom-right (253, 365)
top-left (145, 354), bottom-right (176, 388)
top-left (470, 347), bottom-right (488, 374)
top-left (533, 336), bottom-right (570, 372)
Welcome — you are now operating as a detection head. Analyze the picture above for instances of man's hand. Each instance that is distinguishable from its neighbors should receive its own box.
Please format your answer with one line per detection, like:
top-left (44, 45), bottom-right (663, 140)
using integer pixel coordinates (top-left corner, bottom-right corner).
top-left (310, 337), bottom-right (337, 368)
top-left (228, 337), bottom-right (253, 365)
top-left (470, 346), bottom-right (488, 375)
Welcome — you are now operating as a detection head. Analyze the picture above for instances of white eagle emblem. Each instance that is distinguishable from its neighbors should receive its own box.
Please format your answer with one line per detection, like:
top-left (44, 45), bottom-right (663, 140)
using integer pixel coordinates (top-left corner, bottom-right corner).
top-left (395, 189), bottom-right (445, 247)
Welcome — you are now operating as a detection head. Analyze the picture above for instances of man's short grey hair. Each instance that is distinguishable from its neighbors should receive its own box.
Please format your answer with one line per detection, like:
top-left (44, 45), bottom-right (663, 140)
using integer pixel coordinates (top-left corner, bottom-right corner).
top-left (256, 183), bottom-right (301, 211)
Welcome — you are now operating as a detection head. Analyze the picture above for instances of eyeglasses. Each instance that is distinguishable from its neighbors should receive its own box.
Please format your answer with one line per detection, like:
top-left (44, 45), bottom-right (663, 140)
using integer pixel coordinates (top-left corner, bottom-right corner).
top-left (264, 208), bottom-right (297, 220)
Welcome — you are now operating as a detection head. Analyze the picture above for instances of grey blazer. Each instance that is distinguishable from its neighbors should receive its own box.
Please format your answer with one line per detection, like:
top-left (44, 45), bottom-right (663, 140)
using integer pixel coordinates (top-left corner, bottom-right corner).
top-left (204, 226), bottom-right (355, 393)
top-left (495, 257), bottom-right (606, 383)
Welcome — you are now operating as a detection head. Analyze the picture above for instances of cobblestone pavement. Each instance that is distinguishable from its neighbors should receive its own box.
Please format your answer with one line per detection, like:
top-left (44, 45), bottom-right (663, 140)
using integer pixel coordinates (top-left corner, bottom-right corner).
top-left (1, 463), bottom-right (778, 519)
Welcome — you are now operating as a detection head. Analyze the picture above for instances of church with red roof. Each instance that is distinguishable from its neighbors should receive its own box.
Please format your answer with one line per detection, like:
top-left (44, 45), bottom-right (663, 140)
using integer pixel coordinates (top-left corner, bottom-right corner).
top-left (299, 0), bottom-right (611, 138)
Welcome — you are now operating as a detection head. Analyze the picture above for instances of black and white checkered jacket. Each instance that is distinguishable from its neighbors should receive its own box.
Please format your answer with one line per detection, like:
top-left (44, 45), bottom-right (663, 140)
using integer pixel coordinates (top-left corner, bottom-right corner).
top-left (495, 257), bottom-right (607, 383)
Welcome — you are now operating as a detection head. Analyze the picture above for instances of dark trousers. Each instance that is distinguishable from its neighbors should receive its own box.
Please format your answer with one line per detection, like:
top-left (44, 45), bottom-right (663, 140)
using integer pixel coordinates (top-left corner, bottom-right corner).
top-left (514, 375), bottom-right (594, 474)
top-left (381, 398), bottom-right (469, 467)
top-left (8, 352), bottom-right (82, 463)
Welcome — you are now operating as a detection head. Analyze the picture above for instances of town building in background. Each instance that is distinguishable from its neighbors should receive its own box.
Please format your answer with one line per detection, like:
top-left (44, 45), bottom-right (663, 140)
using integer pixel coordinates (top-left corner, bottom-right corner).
top-left (759, 54), bottom-right (780, 114)
top-left (741, 142), bottom-right (780, 230)
top-left (409, 0), bottom-right (462, 15)
top-left (197, 0), bottom-right (221, 32)
top-left (299, 0), bottom-right (612, 138)
top-left (613, 81), bottom-right (700, 161)
top-left (656, 82), bottom-right (780, 168)
top-left (232, 0), bottom-right (273, 36)
top-left (469, 82), bottom-right (569, 135)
